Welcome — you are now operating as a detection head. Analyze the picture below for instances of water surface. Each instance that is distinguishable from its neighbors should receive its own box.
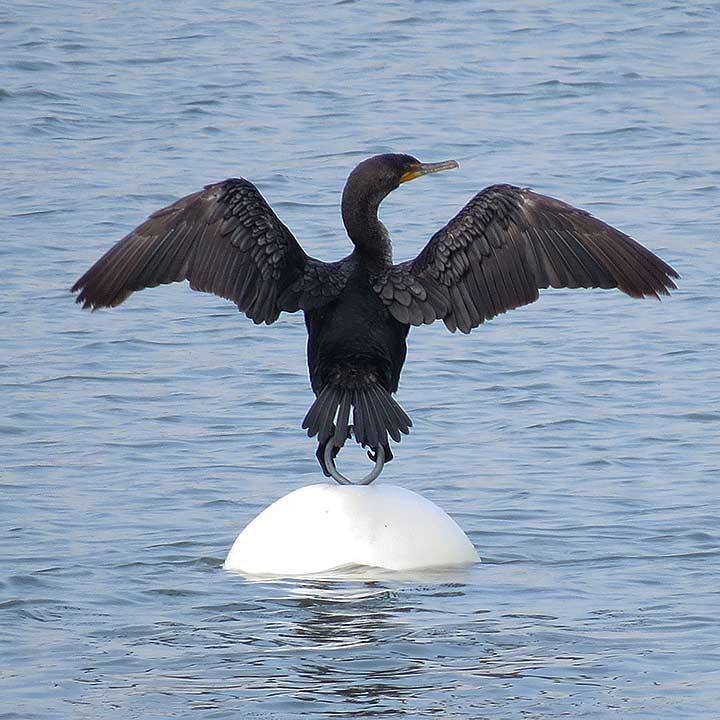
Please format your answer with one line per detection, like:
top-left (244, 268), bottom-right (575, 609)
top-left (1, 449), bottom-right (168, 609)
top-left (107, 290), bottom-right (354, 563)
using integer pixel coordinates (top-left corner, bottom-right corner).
top-left (2, 1), bottom-right (719, 718)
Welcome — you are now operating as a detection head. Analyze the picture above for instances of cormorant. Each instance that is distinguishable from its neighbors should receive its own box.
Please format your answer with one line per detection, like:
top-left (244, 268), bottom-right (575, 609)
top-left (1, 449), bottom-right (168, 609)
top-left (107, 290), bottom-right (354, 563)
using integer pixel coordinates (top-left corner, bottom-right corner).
top-left (72, 153), bottom-right (678, 481)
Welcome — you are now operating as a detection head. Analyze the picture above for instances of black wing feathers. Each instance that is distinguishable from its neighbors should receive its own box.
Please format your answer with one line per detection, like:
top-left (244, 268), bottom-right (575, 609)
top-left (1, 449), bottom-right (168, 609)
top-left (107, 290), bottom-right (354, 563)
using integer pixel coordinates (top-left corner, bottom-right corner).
top-left (374, 184), bottom-right (678, 333)
top-left (72, 179), bottom-right (346, 324)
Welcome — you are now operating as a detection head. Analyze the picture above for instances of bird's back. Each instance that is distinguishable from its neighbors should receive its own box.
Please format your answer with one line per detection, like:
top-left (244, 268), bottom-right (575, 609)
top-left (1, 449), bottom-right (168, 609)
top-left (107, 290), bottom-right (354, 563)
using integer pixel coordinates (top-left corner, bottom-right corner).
top-left (304, 261), bottom-right (409, 396)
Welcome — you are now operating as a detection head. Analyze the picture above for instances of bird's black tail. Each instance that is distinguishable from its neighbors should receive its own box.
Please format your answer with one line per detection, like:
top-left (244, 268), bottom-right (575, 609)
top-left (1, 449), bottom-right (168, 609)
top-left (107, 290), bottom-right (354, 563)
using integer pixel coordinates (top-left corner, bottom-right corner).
top-left (302, 383), bottom-right (412, 475)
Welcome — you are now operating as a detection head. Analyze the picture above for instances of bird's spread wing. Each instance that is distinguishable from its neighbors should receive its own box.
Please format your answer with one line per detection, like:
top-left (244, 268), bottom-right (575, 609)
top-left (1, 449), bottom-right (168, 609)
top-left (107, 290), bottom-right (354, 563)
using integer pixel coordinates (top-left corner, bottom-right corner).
top-left (72, 179), bottom-right (347, 324)
top-left (373, 184), bottom-right (679, 333)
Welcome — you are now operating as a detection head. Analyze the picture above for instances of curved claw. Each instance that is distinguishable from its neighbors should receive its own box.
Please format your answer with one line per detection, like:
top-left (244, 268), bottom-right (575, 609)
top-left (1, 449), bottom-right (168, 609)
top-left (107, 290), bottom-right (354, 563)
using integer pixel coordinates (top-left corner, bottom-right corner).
top-left (324, 442), bottom-right (385, 485)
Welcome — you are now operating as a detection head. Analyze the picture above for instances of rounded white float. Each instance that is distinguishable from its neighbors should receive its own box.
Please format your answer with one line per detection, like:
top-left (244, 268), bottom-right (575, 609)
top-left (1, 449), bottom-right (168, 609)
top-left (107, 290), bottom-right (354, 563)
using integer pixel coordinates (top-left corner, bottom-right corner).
top-left (224, 483), bottom-right (479, 576)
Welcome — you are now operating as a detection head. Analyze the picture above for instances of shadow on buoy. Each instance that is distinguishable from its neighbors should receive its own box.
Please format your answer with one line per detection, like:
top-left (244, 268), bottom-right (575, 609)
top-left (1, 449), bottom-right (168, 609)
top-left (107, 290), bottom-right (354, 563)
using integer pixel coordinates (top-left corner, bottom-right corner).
top-left (224, 483), bottom-right (479, 577)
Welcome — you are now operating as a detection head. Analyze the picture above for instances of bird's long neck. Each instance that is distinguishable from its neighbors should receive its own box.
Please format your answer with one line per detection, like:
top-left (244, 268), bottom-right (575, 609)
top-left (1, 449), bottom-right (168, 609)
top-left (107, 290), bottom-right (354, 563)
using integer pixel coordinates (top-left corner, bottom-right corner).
top-left (342, 188), bottom-right (393, 270)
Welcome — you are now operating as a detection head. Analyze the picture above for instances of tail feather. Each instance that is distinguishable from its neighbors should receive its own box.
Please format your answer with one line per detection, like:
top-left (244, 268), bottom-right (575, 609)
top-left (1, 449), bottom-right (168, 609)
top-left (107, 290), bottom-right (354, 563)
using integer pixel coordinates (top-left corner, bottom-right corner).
top-left (350, 391), bottom-right (364, 444)
top-left (367, 384), bottom-right (400, 442)
top-left (303, 382), bottom-right (413, 463)
top-left (301, 385), bottom-right (340, 442)
top-left (333, 391), bottom-right (352, 447)
top-left (368, 383), bottom-right (412, 438)
top-left (368, 385), bottom-right (400, 442)
top-left (390, 396), bottom-right (412, 434)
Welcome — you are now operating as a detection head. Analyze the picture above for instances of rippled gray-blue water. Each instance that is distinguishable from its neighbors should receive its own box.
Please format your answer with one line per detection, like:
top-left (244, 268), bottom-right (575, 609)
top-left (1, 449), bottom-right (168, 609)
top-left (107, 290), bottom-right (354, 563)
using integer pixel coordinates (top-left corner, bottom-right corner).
top-left (2, 1), bottom-right (719, 718)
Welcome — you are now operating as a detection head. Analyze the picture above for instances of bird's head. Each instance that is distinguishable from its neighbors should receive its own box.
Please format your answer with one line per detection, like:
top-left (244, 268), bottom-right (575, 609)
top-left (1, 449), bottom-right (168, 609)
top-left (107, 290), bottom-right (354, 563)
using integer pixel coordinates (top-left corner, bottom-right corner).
top-left (344, 153), bottom-right (459, 203)
top-left (341, 154), bottom-right (459, 249)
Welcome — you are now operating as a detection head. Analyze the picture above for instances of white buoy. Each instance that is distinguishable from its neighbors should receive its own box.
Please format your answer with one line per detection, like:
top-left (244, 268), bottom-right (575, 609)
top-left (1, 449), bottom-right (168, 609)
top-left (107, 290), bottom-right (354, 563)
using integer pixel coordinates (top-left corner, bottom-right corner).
top-left (224, 483), bottom-right (479, 576)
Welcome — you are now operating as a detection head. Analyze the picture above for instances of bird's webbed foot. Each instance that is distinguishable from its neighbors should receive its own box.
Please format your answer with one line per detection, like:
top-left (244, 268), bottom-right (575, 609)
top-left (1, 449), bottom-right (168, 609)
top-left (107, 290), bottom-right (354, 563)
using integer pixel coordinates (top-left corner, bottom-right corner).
top-left (317, 440), bottom-right (339, 477)
top-left (317, 423), bottom-right (353, 476)
top-left (367, 443), bottom-right (393, 465)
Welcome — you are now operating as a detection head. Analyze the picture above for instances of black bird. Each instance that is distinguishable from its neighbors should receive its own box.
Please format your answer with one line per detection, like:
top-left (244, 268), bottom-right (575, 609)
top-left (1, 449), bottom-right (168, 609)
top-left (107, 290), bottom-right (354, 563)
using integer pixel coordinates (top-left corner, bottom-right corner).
top-left (72, 153), bottom-right (678, 479)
